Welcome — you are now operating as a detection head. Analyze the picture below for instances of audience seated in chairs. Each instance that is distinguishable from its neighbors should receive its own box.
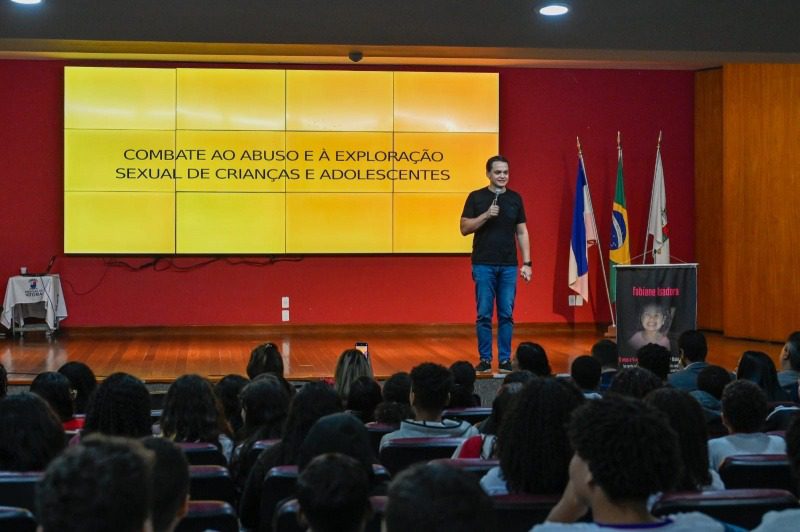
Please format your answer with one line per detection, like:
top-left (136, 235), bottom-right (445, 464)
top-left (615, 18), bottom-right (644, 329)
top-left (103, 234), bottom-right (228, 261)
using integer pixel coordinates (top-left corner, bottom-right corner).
top-left (514, 342), bottom-right (552, 376)
top-left (36, 434), bottom-right (154, 532)
top-left (752, 414), bottom-right (800, 531)
top-left (57, 361), bottom-right (97, 415)
top-left (644, 387), bottom-right (724, 491)
top-left (334, 348), bottom-right (374, 399)
top-left (374, 372), bottom-right (413, 425)
top-left (142, 437), bottom-right (190, 532)
top-left (480, 377), bottom-right (583, 496)
top-left (380, 362), bottom-right (479, 449)
top-left (532, 395), bottom-right (737, 531)
top-left (213, 374), bottom-right (249, 438)
top-left (296, 453), bottom-right (372, 532)
top-left (570, 356), bottom-right (602, 399)
top-left (161, 374), bottom-right (234, 463)
top-left (230, 374), bottom-right (291, 490)
top-left (239, 381), bottom-right (343, 529)
top-left (384, 462), bottom-right (496, 532)
top-left (82, 372), bottom-right (152, 439)
top-left (708, 380), bottom-right (786, 471)
top-left (668, 330), bottom-right (709, 391)
top-left (0, 392), bottom-right (64, 471)
top-left (449, 361), bottom-right (481, 407)
top-left (777, 331), bottom-right (800, 402)
top-left (736, 350), bottom-right (790, 402)
top-left (636, 344), bottom-right (671, 384)
top-left (29, 371), bottom-right (83, 431)
top-left (606, 367), bottom-right (662, 400)
top-left (591, 339), bottom-right (619, 392)
top-left (346, 376), bottom-right (383, 423)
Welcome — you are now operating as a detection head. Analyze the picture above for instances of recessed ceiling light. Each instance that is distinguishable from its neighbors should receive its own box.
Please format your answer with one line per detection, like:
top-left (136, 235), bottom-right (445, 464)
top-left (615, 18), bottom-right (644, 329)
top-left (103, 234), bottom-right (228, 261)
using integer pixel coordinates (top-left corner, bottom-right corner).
top-left (10, 0), bottom-right (43, 4)
top-left (539, 4), bottom-right (569, 16)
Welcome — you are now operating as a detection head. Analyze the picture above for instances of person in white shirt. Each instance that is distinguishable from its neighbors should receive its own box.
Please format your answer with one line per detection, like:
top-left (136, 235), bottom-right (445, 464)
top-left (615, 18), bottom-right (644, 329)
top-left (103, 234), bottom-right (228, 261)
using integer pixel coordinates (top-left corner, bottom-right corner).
top-left (707, 380), bottom-right (786, 471)
top-left (532, 396), bottom-right (736, 532)
top-left (380, 362), bottom-right (478, 449)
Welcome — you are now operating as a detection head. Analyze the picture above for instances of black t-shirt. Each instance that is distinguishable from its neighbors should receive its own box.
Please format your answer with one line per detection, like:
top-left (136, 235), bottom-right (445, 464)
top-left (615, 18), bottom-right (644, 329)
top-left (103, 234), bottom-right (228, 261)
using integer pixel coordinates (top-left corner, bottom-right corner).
top-left (461, 187), bottom-right (526, 265)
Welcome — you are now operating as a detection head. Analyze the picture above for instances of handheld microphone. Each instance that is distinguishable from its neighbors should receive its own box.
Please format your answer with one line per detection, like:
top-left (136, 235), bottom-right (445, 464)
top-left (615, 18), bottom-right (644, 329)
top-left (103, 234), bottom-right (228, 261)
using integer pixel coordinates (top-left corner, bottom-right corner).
top-left (493, 191), bottom-right (500, 205)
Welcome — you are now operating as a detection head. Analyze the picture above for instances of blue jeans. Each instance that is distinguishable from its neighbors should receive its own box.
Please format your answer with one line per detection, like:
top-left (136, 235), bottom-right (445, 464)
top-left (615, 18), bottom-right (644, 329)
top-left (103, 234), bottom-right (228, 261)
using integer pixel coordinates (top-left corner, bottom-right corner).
top-left (472, 264), bottom-right (517, 363)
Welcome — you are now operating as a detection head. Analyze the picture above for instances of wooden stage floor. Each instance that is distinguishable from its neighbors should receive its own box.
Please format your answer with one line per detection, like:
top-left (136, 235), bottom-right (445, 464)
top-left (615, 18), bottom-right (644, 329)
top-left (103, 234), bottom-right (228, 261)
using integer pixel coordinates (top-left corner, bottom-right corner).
top-left (0, 324), bottom-right (785, 385)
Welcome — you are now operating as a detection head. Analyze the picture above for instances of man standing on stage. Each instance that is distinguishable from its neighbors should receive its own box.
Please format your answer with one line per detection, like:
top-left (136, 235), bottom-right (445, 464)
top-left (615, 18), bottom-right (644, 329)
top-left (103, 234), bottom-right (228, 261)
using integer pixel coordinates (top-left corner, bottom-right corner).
top-left (460, 155), bottom-right (532, 373)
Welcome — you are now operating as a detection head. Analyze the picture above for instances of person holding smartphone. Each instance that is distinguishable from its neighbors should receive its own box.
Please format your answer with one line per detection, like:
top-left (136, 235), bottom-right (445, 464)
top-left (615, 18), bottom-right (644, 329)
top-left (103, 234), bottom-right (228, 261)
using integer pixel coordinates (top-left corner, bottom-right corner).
top-left (460, 155), bottom-right (532, 374)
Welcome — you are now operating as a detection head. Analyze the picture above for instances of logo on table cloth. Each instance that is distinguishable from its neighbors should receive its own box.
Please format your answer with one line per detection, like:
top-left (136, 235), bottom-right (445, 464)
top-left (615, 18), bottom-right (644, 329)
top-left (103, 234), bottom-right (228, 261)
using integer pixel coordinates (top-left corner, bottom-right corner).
top-left (24, 279), bottom-right (45, 298)
top-left (29, 279), bottom-right (37, 290)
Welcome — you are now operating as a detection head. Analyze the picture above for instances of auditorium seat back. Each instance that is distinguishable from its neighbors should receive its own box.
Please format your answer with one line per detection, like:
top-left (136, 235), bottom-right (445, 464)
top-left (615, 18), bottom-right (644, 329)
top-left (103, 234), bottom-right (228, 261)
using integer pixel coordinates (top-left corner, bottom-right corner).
top-left (490, 493), bottom-right (562, 532)
top-left (245, 439), bottom-right (280, 470)
top-left (428, 458), bottom-right (499, 481)
top-left (652, 489), bottom-right (800, 529)
top-left (0, 472), bottom-right (42, 514)
top-left (0, 506), bottom-right (36, 532)
top-left (175, 500), bottom-right (238, 532)
top-left (273, 495), bottom-right (386, 532)
top-left (188, 465), bottom-right (237, 505)
top-left (176, 442), bottom-right (227, 466)
top-left (379, 437), bottom-right (464, 476)
top-left (365, 422), bottom-right (398, 455)
top-left (719, 454), bottom-right (796, 495)
top-left (442, 407), bottom-right (492, 424)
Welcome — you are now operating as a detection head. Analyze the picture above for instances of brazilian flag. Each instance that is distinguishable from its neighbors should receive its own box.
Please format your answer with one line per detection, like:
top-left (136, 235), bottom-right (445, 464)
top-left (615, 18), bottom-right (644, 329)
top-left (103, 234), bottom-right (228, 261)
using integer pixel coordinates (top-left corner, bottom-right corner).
top-left (609, 147), bottom-right (630, 302)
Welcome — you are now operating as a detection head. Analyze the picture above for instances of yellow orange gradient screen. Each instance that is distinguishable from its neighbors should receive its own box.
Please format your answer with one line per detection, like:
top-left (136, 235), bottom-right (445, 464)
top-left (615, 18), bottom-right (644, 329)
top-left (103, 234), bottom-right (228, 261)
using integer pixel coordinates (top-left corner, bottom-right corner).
top-left (64, 67), bottom-right (498, 254)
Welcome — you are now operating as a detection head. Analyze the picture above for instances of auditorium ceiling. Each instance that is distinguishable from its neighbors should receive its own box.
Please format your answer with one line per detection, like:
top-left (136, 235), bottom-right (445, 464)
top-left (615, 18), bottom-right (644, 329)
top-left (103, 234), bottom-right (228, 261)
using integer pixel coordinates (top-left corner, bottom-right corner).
top-left (1, 0), bottom-right (798, 69)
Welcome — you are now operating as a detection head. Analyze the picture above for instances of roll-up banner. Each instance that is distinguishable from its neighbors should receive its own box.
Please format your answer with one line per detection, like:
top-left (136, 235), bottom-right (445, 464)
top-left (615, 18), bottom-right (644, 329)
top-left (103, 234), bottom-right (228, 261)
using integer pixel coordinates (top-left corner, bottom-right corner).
top-left (615, 264), bottom-right (698, 369)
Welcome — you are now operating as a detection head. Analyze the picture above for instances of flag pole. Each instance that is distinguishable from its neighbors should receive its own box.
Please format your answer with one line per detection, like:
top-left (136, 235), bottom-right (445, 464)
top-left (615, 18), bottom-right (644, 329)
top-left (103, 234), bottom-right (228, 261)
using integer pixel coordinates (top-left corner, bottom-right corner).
top-left (577, 137), bottom-right (616, 328)
top-left (642, 130), bottom-right (663, 263)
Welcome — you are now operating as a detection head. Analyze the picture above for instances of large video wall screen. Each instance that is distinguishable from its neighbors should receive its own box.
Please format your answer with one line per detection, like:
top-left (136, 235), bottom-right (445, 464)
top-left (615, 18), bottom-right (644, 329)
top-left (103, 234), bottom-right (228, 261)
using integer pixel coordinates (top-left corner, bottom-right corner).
top-left (64, 67), bottom-right (499, 254)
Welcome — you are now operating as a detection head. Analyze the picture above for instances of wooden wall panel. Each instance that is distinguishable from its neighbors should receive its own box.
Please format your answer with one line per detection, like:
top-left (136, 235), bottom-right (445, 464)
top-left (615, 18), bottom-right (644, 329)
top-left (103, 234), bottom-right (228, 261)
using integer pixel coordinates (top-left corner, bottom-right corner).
top-left (694, 69), bottom-right (723, 331)
top-left (722, 64), bottom-right (800, 341)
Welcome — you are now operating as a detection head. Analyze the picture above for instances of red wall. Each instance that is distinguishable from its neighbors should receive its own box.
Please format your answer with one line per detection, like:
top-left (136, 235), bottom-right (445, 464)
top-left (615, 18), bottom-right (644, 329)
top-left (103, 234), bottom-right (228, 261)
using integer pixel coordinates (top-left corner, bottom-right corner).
top-left (0, 61), bottom-right (694, 327)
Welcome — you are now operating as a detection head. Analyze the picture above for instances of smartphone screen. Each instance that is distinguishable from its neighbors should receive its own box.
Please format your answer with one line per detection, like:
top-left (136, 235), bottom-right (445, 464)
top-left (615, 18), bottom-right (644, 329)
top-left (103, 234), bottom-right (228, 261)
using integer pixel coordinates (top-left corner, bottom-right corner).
top-left (355, 342), bottom-right (369, 363)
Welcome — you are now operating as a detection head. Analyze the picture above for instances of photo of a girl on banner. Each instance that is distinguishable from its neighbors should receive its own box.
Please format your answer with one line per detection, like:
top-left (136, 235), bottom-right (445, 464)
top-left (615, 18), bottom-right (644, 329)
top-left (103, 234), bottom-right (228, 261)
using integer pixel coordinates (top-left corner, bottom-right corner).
top-left (628, 302), bottom-right (673, 351)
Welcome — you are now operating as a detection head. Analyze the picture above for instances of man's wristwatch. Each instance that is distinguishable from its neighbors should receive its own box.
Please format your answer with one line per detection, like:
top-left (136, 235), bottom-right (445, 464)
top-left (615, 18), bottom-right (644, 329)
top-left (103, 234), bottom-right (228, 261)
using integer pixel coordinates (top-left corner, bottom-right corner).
top-left (523, 261), bottom-right (532, 267)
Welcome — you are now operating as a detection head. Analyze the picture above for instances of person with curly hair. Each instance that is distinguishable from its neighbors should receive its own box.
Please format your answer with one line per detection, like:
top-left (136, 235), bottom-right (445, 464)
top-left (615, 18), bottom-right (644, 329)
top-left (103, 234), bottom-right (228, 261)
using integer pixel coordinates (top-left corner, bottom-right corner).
top-left (0, 392), bottom-right (65, 471)
top-left (161, 374), bottom-right (233, 461)
top-left (83, 372), bottom-right (152, 439)
top-left (480, 377), bottom-right (584, 495)
top-left (534, 396), bottom-right (731, 530)
top-left (374, 372), bottom-right (413, 425)
top-left (606, 367), bottom-right (662, 399)
top-left (644, 388), bottom-right (724, 491)
top-left (57, 361), bottom-right (97, 415)
top-left (346, 376), bottom-right (383, 423)
top-left (708, 380), bottom-right (786, 470)
top-left (238, 380), bottom-right (343, 529)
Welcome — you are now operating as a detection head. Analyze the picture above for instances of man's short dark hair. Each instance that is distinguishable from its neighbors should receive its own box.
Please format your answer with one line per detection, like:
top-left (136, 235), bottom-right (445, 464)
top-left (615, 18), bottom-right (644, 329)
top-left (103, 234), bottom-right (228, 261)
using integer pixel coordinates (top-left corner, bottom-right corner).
top-left (385, 463), bottom-right (495, 532)
top-left (607, 367), bottom-right (662, 399)
top-left (485, 155), bottom-right (508, 173)
top-left (785, 331), bottom-right (800, 371)
top-left (591, 339), bottom-right (618, 369)
top-left (515, 342), bottom-right (551, 376)
top-left (36, 434), bottom-right (154, 532)
top-left (571, 355), bottom-right (601, 391)
top-left (697, 365), bottom-right (732, 400)
top-left (636, 344), bottom-right (671, 381)
top-left (382, 372), bottom-right (411, 404)
top-left (142, 437), bottom-right (189, 532)
top-left (721, 380), bottom-right (768, 433)
top-left (568, 396), bottom-right (680, 502)
top-left (297, 453), bottom-right (370, 532)
top-left (410, 363), bottom-right (453, 412)
top-left (678, 330), bottom-right (708, 363)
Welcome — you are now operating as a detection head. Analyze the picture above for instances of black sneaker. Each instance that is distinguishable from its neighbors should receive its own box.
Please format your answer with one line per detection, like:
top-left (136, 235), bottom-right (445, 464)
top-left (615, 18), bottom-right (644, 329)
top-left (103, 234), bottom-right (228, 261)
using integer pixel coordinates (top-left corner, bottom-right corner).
top-left (498, 361), bottom-right (513, 373)
top-left (474, 360), bottom-right (492, 373)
